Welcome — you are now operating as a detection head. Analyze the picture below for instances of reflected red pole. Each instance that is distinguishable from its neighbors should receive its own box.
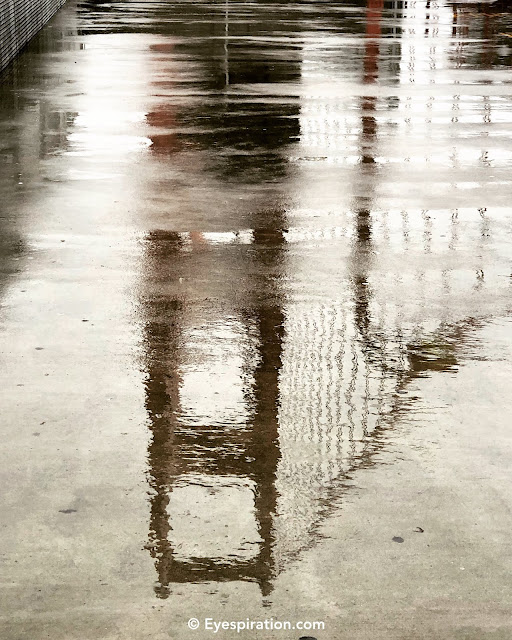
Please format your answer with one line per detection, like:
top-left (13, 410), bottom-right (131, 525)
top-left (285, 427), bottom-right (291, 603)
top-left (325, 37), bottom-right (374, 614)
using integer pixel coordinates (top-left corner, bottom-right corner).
top-left (363, 0), bottom-right (384, 85)
top-left (361, 0), bottom-right (383, 164)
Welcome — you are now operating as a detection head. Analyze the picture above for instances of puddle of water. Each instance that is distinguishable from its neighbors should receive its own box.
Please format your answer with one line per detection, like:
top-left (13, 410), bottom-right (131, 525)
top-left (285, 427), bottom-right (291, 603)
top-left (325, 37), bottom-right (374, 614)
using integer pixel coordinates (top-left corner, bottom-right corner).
top-left (1, 1), bottom-right (512, 638)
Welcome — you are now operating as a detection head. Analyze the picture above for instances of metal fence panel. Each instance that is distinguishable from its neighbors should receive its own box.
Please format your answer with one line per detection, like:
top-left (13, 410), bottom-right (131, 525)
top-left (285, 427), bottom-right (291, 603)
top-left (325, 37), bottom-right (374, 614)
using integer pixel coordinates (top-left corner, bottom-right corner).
top-left (0, 0), bottom-right (67, 72)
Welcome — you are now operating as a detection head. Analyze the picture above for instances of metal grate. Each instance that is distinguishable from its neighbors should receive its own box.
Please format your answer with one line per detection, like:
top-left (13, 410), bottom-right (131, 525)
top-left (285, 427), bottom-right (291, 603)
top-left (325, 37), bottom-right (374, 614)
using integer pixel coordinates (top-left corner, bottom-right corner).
top-left (0, 0), bottom-right (67, 72)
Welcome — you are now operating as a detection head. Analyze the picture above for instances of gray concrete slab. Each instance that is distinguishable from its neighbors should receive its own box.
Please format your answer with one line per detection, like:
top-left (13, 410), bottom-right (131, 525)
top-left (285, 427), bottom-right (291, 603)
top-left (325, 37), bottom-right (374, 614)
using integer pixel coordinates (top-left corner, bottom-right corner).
top-left (1, 1), bottom-right (512, 638)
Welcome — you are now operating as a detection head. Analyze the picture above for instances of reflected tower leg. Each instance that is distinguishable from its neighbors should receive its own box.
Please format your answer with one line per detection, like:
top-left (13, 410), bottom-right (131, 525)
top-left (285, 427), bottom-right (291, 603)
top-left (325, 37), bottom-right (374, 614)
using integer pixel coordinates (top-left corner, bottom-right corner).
top-left (142, 232), bottom-right (185, 599)
top-left (246, 225), bottom-right (287, 597)
top-left (352, 0), bottom-right (383, 346)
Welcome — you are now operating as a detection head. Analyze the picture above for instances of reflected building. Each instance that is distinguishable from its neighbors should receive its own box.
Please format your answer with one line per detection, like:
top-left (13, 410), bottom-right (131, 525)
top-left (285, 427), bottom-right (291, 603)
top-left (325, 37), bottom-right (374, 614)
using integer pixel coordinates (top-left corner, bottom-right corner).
top-left (138, 0), bottom-right (397, 597)
top-left (449, 1), bottom-right (512, 69)
top-left (1, 0), bottom-right (510, 610)
top-left (144, 10), bottom-right (302, 184)
top-left (140, 1), bottom-right (299, 597)
top-left (135, 0), bottom-right (512, 599)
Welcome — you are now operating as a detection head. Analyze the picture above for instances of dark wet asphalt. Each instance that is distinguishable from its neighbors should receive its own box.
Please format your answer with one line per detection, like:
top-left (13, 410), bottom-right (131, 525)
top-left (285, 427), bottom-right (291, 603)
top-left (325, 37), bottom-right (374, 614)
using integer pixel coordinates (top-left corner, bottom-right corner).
top-left (1, 1), bottom-right (512, 638)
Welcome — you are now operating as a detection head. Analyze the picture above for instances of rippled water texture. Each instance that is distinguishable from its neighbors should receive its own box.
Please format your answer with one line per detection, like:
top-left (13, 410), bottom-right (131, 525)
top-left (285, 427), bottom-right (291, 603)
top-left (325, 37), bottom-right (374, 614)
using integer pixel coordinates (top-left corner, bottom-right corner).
top-left (1, 1), bottom-right (512, 638)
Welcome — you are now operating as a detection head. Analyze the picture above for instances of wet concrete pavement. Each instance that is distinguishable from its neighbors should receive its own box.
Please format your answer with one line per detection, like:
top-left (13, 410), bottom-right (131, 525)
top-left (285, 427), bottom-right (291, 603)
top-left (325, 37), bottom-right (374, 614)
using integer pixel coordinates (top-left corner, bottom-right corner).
top-left (1, 1), bottom-right (512, 638)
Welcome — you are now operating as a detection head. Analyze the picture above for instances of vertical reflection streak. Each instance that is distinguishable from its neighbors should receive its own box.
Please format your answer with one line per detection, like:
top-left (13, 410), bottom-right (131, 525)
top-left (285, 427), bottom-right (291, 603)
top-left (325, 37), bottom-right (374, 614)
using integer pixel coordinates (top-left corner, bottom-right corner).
top-left (224, 0), bottom-right (230, 86)
top-left (247, 300), bottom-right (284, 596)
top-left (143, 233), bottom-right (185, 599)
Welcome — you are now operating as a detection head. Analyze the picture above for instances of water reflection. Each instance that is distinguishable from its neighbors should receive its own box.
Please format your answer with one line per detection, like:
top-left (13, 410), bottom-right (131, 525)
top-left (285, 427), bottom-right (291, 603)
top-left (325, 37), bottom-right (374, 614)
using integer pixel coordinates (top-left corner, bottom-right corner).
top-left (138, 0), bottom-right (508, 598)
top-left (0, 14), bottom-right (79, 297)
top-left (141, 223), bottom-right (287, 597)
top-left (1, 0), bottom-right (512, 611)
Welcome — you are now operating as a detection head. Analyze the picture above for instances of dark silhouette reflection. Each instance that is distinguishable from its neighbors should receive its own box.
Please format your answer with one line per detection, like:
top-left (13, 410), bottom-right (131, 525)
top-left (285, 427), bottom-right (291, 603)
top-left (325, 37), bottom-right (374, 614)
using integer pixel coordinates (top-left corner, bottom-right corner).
top-left (351, 0), bottom-right (383, 347)
top-left (148, 98), bottom-right (300, 183)
top-left (142, 233), bottom-right (184, 598)
top-left (135, 0), bottom-right (512, 601)
top-left (360, 0), bottom-right (383, 165)
top-left (146, 59), bottom-right (301, 183)
top-left (245, 227), bottom-right (287, 596)
top-left (139, 0), bottom-right (403, 599)
top-left (449, 0), bottom-right (512, 68)
top-left (137, 0), bottom-right (299, 593)
top-left (142, 221), bottom-right (287, 598)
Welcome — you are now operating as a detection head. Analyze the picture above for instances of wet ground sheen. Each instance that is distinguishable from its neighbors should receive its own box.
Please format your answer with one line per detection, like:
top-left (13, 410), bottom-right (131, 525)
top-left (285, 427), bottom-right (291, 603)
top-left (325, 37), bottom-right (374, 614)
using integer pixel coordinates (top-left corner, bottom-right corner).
top-left (1, 1), bottom-right (512, 639)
